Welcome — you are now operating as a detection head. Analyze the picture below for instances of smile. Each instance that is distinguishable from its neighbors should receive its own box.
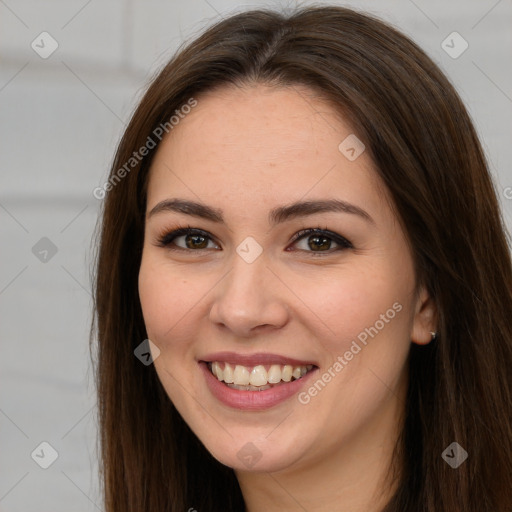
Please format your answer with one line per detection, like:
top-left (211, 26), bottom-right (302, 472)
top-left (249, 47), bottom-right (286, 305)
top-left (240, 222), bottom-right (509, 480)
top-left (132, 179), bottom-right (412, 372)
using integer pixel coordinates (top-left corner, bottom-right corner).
top-left (207, 361), bottom-right (315, 391)
top-left (199, 352), bottom-right (319, 410)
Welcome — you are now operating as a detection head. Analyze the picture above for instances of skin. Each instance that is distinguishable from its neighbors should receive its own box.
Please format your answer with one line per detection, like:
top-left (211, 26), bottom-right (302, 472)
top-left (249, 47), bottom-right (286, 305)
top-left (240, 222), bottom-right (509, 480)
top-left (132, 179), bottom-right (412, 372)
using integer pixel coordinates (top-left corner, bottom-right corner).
top-left (138, 83), bottom-right (436, 511)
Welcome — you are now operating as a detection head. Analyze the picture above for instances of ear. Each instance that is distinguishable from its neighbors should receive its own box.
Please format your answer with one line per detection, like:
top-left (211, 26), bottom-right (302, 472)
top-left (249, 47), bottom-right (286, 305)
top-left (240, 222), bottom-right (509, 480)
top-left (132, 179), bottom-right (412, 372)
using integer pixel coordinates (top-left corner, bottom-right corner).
top-left (411, 285), bottom-right (437, 345)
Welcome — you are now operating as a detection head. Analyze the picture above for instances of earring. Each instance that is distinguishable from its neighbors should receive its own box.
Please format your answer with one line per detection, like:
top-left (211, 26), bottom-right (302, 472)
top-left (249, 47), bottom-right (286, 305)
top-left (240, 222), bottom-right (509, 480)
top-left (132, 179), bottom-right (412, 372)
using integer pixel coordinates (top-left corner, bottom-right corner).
top-left (430, 331), bottom-right (437, 341)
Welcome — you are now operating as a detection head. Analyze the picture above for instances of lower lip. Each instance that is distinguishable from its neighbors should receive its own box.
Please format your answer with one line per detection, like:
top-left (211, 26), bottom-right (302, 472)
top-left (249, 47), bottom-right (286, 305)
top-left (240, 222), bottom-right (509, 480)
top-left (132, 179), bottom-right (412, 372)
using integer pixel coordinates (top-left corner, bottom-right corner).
top-left (199, 362), bottom-right (318, 411)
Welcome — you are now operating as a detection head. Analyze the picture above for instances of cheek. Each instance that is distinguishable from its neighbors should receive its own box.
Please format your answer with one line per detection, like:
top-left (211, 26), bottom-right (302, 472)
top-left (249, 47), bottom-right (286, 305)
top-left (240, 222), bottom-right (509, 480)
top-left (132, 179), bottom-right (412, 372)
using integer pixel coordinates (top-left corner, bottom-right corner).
top-left (300, 264), bottom-right (414, 410)
top-left (138, 258), bottom-right (200, 344)
top-left (297, 270), bottom-right (412, 421)
top-left (305, 267), bottom-right (404, 346)
top-left (138, 258), bottom-right (202, 407)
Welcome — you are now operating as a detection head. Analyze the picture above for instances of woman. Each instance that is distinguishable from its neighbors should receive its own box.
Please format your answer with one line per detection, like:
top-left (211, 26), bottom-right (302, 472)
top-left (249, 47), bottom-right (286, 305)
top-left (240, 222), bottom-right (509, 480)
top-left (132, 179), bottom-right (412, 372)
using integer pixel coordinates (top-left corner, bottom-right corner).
top-left (91, 5), bottom-right (512, 511)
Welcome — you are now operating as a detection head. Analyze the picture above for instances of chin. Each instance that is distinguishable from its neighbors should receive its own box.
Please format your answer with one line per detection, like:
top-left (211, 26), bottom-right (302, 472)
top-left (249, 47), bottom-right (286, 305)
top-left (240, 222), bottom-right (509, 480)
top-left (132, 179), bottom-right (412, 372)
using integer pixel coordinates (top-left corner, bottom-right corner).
top-left (197, 428), bottom-right (310, 473)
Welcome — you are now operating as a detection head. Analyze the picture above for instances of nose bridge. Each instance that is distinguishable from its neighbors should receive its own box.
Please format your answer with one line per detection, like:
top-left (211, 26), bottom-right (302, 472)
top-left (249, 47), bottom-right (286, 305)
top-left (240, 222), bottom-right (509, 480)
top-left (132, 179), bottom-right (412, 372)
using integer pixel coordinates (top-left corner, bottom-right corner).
top-left (209, 245), bottom-right (288, 334)
top-left (221, 248), bottom-right (270, 312)
top-left (221, 233), bottom-right (269, 297)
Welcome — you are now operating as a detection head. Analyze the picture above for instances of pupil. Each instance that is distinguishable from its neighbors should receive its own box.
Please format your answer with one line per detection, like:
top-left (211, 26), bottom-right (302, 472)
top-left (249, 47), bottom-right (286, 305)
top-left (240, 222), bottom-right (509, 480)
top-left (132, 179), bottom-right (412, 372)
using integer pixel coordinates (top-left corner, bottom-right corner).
top-left (309, 235), bottom-right (330, 251)
top-left (187, 234), bottom-right (207, 249)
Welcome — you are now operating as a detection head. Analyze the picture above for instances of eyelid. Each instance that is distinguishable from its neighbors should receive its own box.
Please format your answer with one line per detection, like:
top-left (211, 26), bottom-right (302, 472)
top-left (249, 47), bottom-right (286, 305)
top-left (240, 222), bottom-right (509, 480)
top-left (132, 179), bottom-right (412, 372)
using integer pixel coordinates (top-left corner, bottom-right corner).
top-left (156, 226), bottom-right (220, 250)
top-left (155, 225), bottom-right (353, 253)
top-left (288, 227), bottom-right (353, 250)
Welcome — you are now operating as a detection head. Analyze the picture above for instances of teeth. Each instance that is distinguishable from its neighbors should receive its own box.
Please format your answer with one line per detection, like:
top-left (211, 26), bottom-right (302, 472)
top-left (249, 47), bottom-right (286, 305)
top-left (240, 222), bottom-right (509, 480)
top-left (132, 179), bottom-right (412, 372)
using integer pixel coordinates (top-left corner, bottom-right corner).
top-left (228, 383), bottom-right (272, 391)
top-left (223, 362), bottom-right (234, 383)
top-left (267, 364), bottom-right (282, 384)
top-left (249, 365), bottom-right (268, 386)
top-left (233, 365), bottom-right (250, 385)
top-left (212, 361), bottom-right (223, 380)
top-left (209, 361), bottom-right (314, 388)
top-left (282, 365), bottom-right (293, 382)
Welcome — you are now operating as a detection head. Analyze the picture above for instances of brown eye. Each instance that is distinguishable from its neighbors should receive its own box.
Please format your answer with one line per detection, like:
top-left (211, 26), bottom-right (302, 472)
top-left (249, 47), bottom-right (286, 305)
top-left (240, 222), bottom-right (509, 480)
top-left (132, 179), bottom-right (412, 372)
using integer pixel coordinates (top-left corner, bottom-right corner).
top-left (156, 226), bottom-right (352, 255)
top-left (289, 228), bottom-right (352, 254)
top-left (182, 233), bottom-right (209, 249)
top-left (157, 228), bottom-right (220, 251)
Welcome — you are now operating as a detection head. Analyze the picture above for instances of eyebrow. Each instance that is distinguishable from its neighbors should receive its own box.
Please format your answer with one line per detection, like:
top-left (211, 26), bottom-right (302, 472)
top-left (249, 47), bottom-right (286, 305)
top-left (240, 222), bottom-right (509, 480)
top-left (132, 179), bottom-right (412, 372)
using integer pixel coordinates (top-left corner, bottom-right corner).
top-left (147, 198), bottom-right (374, 226)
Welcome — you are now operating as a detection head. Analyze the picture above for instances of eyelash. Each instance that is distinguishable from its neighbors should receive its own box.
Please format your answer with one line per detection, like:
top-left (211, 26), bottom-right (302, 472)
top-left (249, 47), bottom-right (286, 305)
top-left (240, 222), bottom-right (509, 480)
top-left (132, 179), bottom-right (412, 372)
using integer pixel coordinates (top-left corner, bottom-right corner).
top-left (155, 224), bottom-right (353, 256)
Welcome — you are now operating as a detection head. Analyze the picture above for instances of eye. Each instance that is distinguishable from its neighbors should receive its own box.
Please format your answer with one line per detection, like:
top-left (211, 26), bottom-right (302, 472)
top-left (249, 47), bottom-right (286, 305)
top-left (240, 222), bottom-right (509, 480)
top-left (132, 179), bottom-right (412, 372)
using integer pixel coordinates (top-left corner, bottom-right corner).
top-left (288, 227), bottom-right (353, 254)
top-left (155, 225), bottom-right (352, 255)
top-left (156, 226), bottom-right (220, 251)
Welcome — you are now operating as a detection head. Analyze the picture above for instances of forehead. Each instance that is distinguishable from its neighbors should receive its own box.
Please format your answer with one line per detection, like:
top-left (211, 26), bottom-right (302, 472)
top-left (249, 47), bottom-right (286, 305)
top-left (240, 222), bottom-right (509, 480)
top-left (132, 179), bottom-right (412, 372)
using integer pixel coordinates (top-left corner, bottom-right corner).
top-left (161, 83), bottom-right (353, 159)
top-left (146, 83), bottom-right (386, 220)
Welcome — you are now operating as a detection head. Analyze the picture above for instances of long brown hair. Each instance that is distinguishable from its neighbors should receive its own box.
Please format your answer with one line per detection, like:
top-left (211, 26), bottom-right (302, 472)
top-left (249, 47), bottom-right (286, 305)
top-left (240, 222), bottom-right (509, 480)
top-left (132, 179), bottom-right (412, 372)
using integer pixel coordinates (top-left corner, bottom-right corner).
top-left (91, 6), bottom-right (512, 511)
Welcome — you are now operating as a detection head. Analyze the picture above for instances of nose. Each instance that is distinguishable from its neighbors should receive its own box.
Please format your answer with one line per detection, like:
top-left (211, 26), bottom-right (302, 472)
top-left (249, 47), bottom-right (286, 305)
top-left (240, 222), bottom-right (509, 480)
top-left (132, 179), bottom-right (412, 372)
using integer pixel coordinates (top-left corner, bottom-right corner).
top-left (208, 252), bottom-right (290, 338)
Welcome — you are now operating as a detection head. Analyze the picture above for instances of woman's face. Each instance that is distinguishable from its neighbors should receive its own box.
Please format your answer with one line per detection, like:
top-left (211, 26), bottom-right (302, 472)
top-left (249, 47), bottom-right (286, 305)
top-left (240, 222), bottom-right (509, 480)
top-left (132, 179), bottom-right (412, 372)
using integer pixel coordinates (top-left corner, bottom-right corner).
top-left (138, 83), bottom-right (434, 474)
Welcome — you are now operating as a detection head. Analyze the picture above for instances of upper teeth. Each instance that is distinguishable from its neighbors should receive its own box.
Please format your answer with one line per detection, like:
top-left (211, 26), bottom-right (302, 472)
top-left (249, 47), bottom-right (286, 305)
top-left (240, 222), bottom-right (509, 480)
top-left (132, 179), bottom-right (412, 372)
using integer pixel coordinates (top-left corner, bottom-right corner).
top-left (209, 362), bottom-right (314, 387)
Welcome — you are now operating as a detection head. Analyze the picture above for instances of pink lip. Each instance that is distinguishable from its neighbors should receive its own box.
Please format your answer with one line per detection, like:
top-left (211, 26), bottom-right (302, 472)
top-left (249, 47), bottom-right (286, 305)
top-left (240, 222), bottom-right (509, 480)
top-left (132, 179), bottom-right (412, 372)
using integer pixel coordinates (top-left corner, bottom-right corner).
top-left (199, 351), bottom-right (317, 367)
top-left (199, 361), bottom-right (319, 411)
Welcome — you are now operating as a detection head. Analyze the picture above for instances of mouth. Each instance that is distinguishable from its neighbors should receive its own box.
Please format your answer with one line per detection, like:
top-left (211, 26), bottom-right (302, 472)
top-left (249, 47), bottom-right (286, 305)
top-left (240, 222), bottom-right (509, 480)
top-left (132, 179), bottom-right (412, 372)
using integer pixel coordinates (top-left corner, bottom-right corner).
top-left (206, 361), bottom-right (316, 391)
top-left (199, 352), bottom-right (319, 410)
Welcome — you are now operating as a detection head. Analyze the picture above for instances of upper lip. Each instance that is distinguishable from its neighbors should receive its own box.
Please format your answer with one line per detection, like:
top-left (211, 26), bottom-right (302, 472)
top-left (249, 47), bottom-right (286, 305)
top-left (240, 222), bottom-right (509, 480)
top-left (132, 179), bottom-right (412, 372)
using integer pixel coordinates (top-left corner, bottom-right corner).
top-left (199, 351), bottom-right (318, 367)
